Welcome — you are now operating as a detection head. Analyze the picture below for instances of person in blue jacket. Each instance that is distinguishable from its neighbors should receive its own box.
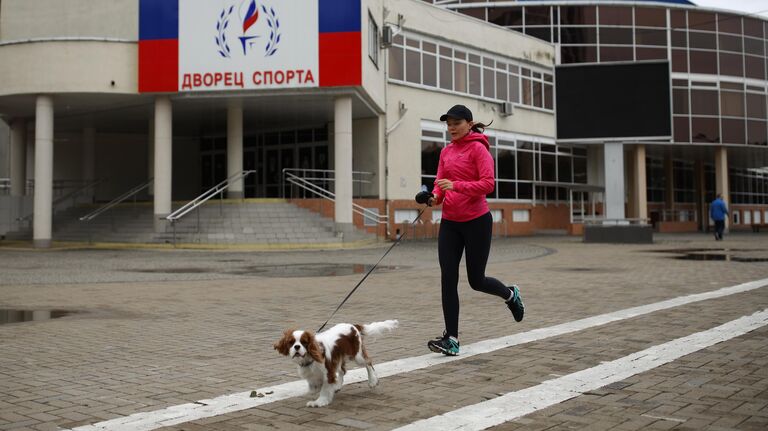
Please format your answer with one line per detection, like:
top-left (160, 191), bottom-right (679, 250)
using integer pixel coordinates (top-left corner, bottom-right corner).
top-left (710, 193), bottom-right (729, 241)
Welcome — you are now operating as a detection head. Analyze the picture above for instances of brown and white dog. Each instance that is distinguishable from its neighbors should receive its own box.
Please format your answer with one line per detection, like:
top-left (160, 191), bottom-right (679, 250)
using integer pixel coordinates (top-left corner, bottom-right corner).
top-left (274, 320), bottom-right (398, 407)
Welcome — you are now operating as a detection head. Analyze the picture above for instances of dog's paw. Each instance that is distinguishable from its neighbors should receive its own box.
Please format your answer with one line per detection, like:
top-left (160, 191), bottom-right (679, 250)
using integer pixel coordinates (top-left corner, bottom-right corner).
top-left (307, 398), bottom-right (330, 408)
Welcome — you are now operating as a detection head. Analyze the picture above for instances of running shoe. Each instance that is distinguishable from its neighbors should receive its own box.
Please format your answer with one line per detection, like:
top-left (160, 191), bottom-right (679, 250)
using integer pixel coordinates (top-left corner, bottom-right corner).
top-left (506, 285), bottom-right (525, 322)
top-left (427, 332), bottom-right (460, 356)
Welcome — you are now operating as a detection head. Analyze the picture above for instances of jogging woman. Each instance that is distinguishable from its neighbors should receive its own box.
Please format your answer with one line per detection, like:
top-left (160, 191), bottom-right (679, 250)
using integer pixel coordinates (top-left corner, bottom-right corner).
top-left (419, 104), bottom-right (524, 356)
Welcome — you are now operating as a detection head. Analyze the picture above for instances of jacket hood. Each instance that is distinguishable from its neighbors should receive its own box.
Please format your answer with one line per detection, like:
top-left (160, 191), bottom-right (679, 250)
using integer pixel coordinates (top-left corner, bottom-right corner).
top-left (453, 131), bottom-right (490, 150)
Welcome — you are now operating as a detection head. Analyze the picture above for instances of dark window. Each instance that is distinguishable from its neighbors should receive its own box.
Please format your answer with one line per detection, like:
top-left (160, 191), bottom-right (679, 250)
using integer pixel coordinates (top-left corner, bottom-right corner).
top-left (743, 18), bottom-right (763, 38)
top-left (598, 6), bottom-right (632, 26)
top-left (525, 27), bottom-right (551, 42)
top-left (717, 14), bottom-right (742, 35)
top-left (691, 117), bottom-right (720, 143)
top-left (423, 53), bottom-right (437, 87)
top-left (525, 6), bottom-right (551, 26)
top-left (560, 27), bottom-right (597, 44)
top-left (389, 45), bottom-right (404, 80)
top-left (635, 29), bottom-right (667, 46)
top-left (497, 148), bottom-right (515, 179)
top-left (559, 6), bottom-right (596, 25)
top-left (483, 67), bottom-right (495, 98)
top-left (517, 150), bottom-right (533, 181)
top-left (469, 65), bottom-right (481, 95)
top-left (745, 38), bottom-right (764, 56)
top-left (637, 48), bottom-right (667, 60)
top-left (670, 9), bottom-right (687, 29)
top-left (544, 84), bottom-right (553, 110)
top-left (496, 71), bottom-right (508, 100)
top-left (600, 27), bottom-right (633, 45)
top-left (747, 120), bottom-right (768, 145)
top-left (439, 57), bottom-right (452, 90)
top-left (720, 91), bottom-right (744, 117)
top-left (509, 74), bottom-right (519, 103)
top-left (454, 62), bottom-right (467, 92)
top-left (421, 141), bottom-right (442, 176)
top-left (689, 31), bottom-right (717, 50)
top-left (688, 11), bottom-right (716, 31)
top-left (599, 46), bottom-right (633, 62)
top-left (558, 155), bottom-right (572, 183)
top-left (672, 49), bottom-right (688, 73)
top-left (671, 30), bottom-right (687, 48)
top-left (747, 93), bottom-right (767, 118)
top-left (721, 118), bottom-right (745, 144)
top-left (533, 81), bottom-right (542, 107)
top-left (691, 89), bottom-right (719, 116)
top-left (673, 89), bottom-right (689, 115)
top-left (458, 8), bottom-right (485, 20)
top-left (689, 50), bottom-right (717, 74)
top-left (718, 34), bottom-right (743, 53)
top-left (574, 157), bottom-right (587, 183)
top-left (406, 49), bottom-right (421, 84)
top-left (561, 45), bottom-right (598, 64)
top-left (635, 7), bottom-right (666, 27)
top-left (674, 116), bottom-right (690, 142)
top-left (719, 53), bottom-right (744, 77)
top-left (498, 181), bottom-right (516, 199)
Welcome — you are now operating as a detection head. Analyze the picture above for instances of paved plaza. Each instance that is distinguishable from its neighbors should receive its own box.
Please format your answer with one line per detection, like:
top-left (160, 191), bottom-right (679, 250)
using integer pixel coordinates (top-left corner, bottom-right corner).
top-left (1, 233), bottom-right (768, 430)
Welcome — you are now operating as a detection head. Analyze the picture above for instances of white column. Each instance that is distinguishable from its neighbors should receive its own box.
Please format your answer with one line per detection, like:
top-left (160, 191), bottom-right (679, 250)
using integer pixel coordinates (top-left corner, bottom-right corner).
top-left (227, 99), bottom-right (244, 199)
top-left (9, 119), bottom-right (26, 197)
top-left (334, 96), bottom-right (353, 226)
top-left (82, 126), bottom-right (96, 202)
top-left (603, 142), bottom-right (625, 220)
top-left (33, 95), bottom-right (54, 248)
top-left (715, 146), bottom-right (729, 230)
top-left (154, 96), bottom-right (172, 230)
top-left (148, 115), bottom-right (154, 196)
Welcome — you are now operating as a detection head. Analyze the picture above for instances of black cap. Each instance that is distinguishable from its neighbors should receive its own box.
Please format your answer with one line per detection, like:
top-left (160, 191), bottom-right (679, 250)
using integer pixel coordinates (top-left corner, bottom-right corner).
top-left (439, 105), bottom-right (473, 122)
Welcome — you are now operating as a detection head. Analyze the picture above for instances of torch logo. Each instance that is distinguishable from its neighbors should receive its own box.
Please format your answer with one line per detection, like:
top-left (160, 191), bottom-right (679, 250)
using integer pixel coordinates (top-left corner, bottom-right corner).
top-left (215, 0), bottom-right (281, 58)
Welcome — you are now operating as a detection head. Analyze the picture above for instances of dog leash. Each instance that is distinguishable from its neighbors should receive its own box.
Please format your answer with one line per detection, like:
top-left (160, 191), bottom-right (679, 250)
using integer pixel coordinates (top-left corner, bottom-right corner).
top-left (317, 206), bottom-right (428, 332)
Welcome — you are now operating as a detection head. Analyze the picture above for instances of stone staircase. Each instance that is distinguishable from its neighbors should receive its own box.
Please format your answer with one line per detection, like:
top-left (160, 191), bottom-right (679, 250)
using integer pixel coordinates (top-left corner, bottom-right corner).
top-left (3, 200), bottom-right (376, 245)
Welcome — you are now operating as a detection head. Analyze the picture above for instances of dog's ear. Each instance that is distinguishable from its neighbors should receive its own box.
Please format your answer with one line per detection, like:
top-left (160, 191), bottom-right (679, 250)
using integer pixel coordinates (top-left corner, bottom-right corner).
top-left (304, 332), bottom-right (325, 363)
top-left (273, 329), bottom-right (294, 356)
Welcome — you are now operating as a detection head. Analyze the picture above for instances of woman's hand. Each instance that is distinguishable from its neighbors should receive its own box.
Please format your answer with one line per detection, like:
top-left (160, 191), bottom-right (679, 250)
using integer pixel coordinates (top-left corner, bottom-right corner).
top-left (435, 179), bottom-right (454, 191)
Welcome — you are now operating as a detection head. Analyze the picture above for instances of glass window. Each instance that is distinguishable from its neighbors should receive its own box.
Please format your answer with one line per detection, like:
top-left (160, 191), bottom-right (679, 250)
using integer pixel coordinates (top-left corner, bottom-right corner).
top-left (600, 46), bottom-right (633, 62)
top-left (600, 27), bottom-right (633, 45)
top-left (533, 81), bottom-right (542, 108)
top-left (521, 77), bottom-right (531, 105)
top-left (389, 45), bottom-right (404, 80)
top-left (544, 84), bottom-right (553, 110)
top-left (561, 45), bottom-right (598, 63)
top-left (421, 141), bottom-right (442, 176)
top-left (496, 71), bottom-right (507, 101)
top-left (720, 91), bottom-right (744, 117)
top-left (509, 74), bottom-right (519, 103)
top-left (672, 49), bottom-right (688, 72)
top-left (688, 11), bottom-right (716, 31)
top-left (483, 67), bottom-right (495, 99)
top-left (670, 9), bottom-right (687, 29)
top-left (674, 116), bottom-right (690, 142)
top-left (598, 6), bottom-right (632, 26)
top-left (719, 53), bottom-right (744, 77)
top-left (689, 31), bottom-right (717, 50)
top-left (498, 181), bottom-right (515, 199)
top-left (747, 120), bottom-right (768, 145)
top-left (745, 38), bottom-right (764, 56)
top-left (454, 62), bottom-right (467, 92)
top-left (689, 50), bottom-right (717, 74)
top-left (671, 30), bottom-right (687, 48)
top-left (525, 27), bottom-right (551, 42)
top-left (458, 8), bottom-right (485, 20)
top-left (747, 93), bottom-right (767, 119)
top-left (637, 48), bottom-right (667, 60)
top-left (525, 6), bottom-right (551, 25)
top-left (691, 89), bottom-right (719, 115)
top-left (368, 13), bottom-right (379, 67)
top-left (635, 28), bottom-right (667, 46)
top-left (558, 155), bottom-right (572, 183)
top-left (406, 49), bottom-right (421, 84)
top-left (743, 18), bottom-right (763, 38)
top-left (559, 6), bottom-right (596, 25)
top-left (721, 118), bottom-right (745, 144)
top-left (423, 53), bottom-right (437, 87)
top-left (744, 55), bottom-right (765, 79)
top-left (468, 65), bottom-right (481, 95)
top-left (673, 89), bottom-right (689, 114)
top-left (719, 34), bottom-right (743, 53)
top-left (717, 14), bottom-right (742, 35)
top-left (497, 148), bottom-right (516, 179)
top-left (517, 150), bottom-right (534, 180)
top-left (489, 7), bottom-right (523, 27)
top-left (635, 7), bottom-right (666, 27)
top-left (561, 27), bottom-right (597, 44)
top-left (439, 57), bottom-right (452, 90)
top-left (691, 117), bottom-right (720, 143)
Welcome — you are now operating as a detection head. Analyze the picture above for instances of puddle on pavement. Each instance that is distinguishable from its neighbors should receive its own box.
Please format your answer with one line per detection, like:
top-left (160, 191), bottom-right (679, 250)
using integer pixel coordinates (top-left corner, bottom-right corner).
top-left (647, 248), bottom-right (768, 263)
top-left (0, 309), bottom-right (75, 325)
top-left (128, 264), bottom-right (405, 277)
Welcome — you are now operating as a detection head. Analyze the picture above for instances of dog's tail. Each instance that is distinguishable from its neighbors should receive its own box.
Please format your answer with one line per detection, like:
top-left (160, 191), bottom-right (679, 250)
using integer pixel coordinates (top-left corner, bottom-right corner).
top-left (358, 320), bottom-right (398, 339)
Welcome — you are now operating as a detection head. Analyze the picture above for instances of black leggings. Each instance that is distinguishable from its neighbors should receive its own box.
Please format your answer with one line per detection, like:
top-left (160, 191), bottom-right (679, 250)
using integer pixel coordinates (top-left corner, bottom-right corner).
top-left (438, 212), bottom-right (510, 338)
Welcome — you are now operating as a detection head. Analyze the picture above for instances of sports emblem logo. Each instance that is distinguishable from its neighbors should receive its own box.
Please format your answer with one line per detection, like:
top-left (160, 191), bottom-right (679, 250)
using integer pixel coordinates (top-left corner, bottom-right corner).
top-left (215, 0), bottom-right (281, 58)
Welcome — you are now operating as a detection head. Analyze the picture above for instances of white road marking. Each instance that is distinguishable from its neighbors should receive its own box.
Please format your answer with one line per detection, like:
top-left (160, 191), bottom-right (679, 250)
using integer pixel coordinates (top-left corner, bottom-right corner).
top-left (394, 308), bottom-right (768, 431)
top-left (68, 277), bottom-right (768, 431)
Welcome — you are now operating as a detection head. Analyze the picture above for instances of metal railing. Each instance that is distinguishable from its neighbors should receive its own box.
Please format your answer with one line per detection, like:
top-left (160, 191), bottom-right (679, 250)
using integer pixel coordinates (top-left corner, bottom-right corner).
top-left (281, 168), bottom-right (373, 199)
top-left (660, 209), bottom-right (698, 222)
top-left (581, 217), bottom-right (650, 226)
top-left (165, 170), bottom-right (256, 246)
top-left (16, 178), bottom-right (104, 224)
top-left (283, 170), bottom-right (388, 226)
top-left (78, 179), bottom-right (154, 243)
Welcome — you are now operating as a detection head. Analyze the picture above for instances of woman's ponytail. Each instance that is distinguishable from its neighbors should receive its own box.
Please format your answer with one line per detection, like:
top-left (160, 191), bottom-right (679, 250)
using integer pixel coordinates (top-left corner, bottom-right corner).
top-left (471, 120), bottom-right (493, 134)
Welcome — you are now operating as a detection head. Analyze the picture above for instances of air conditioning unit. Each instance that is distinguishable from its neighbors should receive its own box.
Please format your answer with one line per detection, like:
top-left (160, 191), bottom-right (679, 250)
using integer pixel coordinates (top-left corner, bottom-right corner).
top-left (500, 102), bottom-right (514, 117)
top-left (381, 25), bottom-right (393, 48)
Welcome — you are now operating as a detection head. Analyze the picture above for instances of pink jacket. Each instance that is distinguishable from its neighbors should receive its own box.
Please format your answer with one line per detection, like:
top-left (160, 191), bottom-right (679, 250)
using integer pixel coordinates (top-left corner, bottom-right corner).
top-left (432, 131), bottom-right (495, 222)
